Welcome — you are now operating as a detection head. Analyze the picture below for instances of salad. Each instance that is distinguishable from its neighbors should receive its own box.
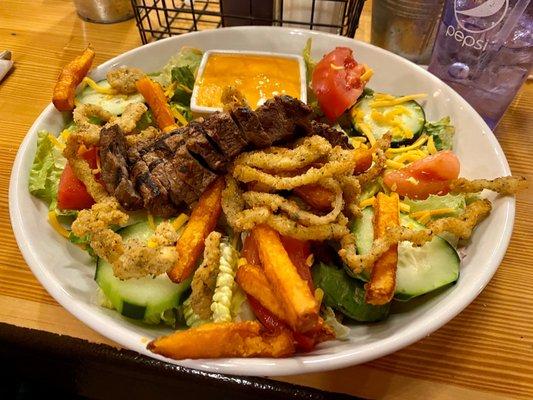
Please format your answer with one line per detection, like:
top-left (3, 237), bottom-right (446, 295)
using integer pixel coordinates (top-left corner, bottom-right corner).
top-left (28, 41), bottom-right (525, 360)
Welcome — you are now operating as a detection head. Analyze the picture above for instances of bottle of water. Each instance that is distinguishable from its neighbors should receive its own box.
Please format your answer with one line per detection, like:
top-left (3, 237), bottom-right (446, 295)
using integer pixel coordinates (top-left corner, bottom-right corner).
top-left (428, 0), bottom-right (532, 129)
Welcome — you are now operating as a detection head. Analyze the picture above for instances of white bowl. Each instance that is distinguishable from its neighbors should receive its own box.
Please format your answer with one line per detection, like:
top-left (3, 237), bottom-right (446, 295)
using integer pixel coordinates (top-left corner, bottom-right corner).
top-left (9, 27), bottom-right (514, 377)
top-left (190, 50), bottom-right (307, 114)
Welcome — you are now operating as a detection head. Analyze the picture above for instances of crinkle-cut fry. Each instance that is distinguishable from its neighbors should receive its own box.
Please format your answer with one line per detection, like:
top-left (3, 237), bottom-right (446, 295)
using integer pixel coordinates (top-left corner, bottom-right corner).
top-left (53, 47), bottom-right (95, 111)
top-left (167, 178), bottom-right (224, 283)
top-left (148, 321), bottom-right (294, 359)
top-left (135, 76), bottom-right (176, 131)
top-left (294, 184), bottom-right (335, 211)
top-left (234, 136), bottom-right (332, 171)
top-left (365, 192), bottom-right (399, 305)
top-left (232, 147), bottom-right (357, 190)
top-left (252, 225), bottom-right (319, 333)
top-left (236, 263), bottom-right (289, 323)
top-left (450, 176), bottom-right (527, 195)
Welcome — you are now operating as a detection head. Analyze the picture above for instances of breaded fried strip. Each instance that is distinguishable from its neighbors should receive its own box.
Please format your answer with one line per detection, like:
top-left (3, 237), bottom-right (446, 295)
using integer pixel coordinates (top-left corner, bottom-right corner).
top-left (450, 176), bottom-right (527, 195)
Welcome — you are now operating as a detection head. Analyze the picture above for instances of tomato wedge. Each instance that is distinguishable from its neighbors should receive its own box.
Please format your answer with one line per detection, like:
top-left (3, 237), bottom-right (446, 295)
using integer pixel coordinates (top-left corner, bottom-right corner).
top-left (57, 147), bottom-right (99, 210)
top-left (242, 234), bottom-right (261, 266)
top-left (280, 236), bottom-right (314, 292)
top-left (311, 47), bottom-right (366, 122)
top-left (247, 295), bottom-right (316, 352)
top-left (383, 151), bottom-right (460, 199)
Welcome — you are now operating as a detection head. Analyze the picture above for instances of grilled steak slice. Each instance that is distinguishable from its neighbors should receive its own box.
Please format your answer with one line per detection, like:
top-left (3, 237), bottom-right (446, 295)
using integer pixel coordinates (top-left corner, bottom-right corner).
top-left (230, 107), bottom-right (272, 148)
top-left (201, 112), bottom-right (248, 158)
top-left (311, 121), bottom-right (353, 149)
top-left (130, 160), bottom-right (177, 217)
top-left (255, 95), bottom-right (313, 144)
top-left (152, 162), bottom-right (198, 207)
top-left (99, 125), bottom-right (143, 210)
top-left (170, 146), bottom-right (219, 195)
top-left (185, 122), bottom-right (228, 172)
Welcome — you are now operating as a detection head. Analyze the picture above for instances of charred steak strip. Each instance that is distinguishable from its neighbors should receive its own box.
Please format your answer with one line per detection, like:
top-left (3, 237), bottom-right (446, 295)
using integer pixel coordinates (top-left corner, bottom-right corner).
top-left (100, 95), bottom-right (351, 216)
top-left (99, 125), bottom-right (143, 210)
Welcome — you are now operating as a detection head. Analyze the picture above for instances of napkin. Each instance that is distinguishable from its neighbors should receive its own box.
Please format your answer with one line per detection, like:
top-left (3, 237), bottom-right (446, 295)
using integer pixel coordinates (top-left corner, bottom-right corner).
top-left (0, 59), bottom-right (13, 82)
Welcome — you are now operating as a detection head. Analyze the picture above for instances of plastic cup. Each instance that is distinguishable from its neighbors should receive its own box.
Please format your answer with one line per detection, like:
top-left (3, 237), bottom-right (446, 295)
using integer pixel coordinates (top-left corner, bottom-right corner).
top-left (428, 0), bottom-right (532, 129)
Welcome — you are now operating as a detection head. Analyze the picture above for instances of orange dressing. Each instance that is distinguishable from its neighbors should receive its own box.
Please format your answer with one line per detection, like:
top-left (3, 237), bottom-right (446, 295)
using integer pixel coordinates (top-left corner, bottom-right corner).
top-left (195, 54), bottom-right (301, 110)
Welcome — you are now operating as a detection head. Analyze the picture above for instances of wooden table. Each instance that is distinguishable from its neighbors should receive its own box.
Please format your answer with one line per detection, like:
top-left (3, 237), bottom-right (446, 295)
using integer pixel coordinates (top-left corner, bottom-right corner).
top-left (0, 1), bottom-right (531, 398)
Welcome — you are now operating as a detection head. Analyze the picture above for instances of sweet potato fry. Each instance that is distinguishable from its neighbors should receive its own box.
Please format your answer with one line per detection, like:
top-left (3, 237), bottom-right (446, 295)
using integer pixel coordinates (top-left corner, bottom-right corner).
top-left (365, 192), bottom-right (399, 305)
top-left (236, 263), bottom-right (288, 322)
top-left (148, 321), bottom-right (294, 359)
top-left (52, 47), bottom-right (95, 111)
top-left (354, 147), bottom-right (373, 174)
top-left (135, 76), bottom-right (176, 130)
top-left (252, 225), bottom-right (319, 333)
top-left (167, 178), bottom-right (224, 283)
top-left (293, 184), bottom-right (334, 211)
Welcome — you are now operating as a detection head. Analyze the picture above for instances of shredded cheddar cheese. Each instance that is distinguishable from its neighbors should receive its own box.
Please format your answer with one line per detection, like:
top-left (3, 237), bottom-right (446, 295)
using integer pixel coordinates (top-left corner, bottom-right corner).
top-left (164, 82), bottom-right (176, 99)
top-left (359, 196), bottom-right (376, 208)
top-left (48, 211), bottom-right (70, 238)
top-left (371, 93), bottom-right (427, 108)
top-left (48, 134), bottom-right (65, 151)
top-left (360, 65), bottom-right (374, 81)
top-left (82, 77), bottom-right (118, 95)
top-left (171, 107), bottom-right (188, 126)
top-left (330, 63), bottom-right (344, 70)
top-left (385, 159), bottom-right (405, 170)
top-left (172, 213), bottom-right (189, 231)
top-left (352, 109), bottom-right (377, 146)
top-left (147, 213), bottom-right (156, 230)
top-left (399, 202), bottom-right (411, 213)
top-left (427, 135), bottom-right (437, 155)
top-left (411, 208), bottom-right (456, 219)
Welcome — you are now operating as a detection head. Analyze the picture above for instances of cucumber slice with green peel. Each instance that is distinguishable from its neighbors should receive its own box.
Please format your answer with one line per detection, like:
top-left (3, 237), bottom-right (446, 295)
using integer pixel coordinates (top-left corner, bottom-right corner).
top-left (351, 94), bottom-right (425, 148)
top-left (75, 79), bottom-right (144, 116)
top-left (351, 207), bottom-right (460, 301)
top-left (95, 221), bottom-right (191, 324)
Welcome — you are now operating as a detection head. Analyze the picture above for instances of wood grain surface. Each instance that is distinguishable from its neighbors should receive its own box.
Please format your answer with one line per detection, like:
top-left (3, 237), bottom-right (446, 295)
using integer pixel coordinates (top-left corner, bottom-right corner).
top-left (0, 1), bottom-right (531, 398)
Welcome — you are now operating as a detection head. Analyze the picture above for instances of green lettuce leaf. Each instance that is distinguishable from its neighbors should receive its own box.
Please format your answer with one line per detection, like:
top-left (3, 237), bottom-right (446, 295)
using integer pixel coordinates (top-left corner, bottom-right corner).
top-left (68, 232), bottom-right (95, 258)
top-left (28, 131), bottom-right (67, 210)
top-left (321, 306), bottom-right (351, 340)
top-left (425, 117), bottom-right (455, 150)
top-left (156, 47), bottom-right (203, 87)
top-left (302, 39), bottom-right (321, 115)
top-left (403, 193), bottom-right (465, 217)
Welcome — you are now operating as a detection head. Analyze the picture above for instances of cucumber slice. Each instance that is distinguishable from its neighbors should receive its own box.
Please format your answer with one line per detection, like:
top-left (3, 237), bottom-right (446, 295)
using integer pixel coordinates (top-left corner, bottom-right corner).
top-left (352, 94), bottom-right (425, 147)
top-left (95, 221), bottom-right (190, 324)
top-left (75, 79), bottom-right (144, 115)
top-left (351, 207), bottom-right (460, 300)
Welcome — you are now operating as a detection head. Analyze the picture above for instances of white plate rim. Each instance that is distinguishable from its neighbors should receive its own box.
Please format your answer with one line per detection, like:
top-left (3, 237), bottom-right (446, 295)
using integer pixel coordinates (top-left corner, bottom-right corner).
top-left (9, 26), bottom-right (515, 376)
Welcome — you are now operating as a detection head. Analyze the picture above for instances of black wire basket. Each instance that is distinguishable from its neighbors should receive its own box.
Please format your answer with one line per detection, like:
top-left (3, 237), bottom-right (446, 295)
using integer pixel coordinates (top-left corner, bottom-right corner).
top-left (131, 0), bottom-right (366, 44)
